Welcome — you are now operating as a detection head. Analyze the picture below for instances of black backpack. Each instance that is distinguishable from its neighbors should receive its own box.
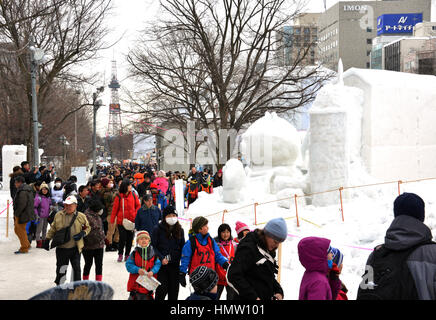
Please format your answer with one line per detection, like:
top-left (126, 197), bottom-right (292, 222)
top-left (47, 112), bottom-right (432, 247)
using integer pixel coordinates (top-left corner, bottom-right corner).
top-left (357, 241), bottom-right (435, 300)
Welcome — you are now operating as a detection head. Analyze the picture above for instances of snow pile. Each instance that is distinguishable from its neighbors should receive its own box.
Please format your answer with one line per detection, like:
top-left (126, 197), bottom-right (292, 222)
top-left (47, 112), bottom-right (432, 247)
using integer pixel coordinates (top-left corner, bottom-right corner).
top-left (2, 145), bottom-right (27, 192)
top-left (222, 159), bottom-right (246, 203)
top-left (240, 112), bottom-right (301, 169)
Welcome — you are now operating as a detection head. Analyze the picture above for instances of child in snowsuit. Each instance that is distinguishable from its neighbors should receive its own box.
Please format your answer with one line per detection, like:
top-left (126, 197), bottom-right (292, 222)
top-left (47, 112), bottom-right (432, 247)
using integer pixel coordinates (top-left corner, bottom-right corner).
top-left (214, 223), bottom-right (237, 300)
top-left (178, 216), bottom-right (229, 288)
top-left (125, 231), bottom-right (162, 300)
top-left (297, 237), bottom-right (341, 300)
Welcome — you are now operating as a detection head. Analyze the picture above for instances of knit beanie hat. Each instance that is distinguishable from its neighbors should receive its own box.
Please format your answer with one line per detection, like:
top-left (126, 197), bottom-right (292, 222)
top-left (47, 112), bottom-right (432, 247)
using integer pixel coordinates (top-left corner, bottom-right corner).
top-left (235, 221), bottom-right (250, 235)
top-left (393, 192), bottom-right (425, 222)
top-left (192, 216), bottom-right (208, 233)
top-left (39, 182), bottom-right (50, 191)
top-left (189, 266), bottom-right (218, 294)
top-left (162, 205), bottom-right (178, 219)
top-left (264, 217), bottom-right (288, 242)
top-left (136, 230), bottom-right (151, 242)
top-left (329, 247), bottom-right (344, 266)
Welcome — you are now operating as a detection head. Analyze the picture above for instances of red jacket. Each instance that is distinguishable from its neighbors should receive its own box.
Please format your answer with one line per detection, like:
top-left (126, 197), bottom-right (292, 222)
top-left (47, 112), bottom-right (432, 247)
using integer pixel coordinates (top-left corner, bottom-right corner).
top-left (110, 192), bottom-right (141, 225)
top-left (216, 240), bottom-right (235, 286)
top-left (127, 250), bottom-right (157, 294)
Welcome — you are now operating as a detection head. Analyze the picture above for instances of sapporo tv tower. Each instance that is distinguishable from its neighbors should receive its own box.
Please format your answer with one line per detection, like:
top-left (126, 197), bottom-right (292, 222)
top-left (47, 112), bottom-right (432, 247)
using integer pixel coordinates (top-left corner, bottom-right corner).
top-left (107, 60), bottom-right (123, 136)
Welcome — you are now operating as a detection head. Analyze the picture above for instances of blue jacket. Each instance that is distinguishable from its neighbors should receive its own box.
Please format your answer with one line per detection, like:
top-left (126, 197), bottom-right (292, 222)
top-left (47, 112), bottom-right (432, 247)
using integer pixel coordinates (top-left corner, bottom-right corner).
top-left (179, 233), bottom-right (228, 274)
top-left (135, 205), bottom-right (162, 235)
top-left (151, 222), bottom-right (185, 265)
top-left (125, 245), bottom-right (162, 275)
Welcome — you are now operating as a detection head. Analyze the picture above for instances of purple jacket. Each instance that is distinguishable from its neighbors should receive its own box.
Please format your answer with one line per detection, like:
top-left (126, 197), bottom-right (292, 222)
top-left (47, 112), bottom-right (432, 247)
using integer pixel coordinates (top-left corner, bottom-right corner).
top-left (298, 237), bottom-right (341, 300)
top-left (34, 194), bottom-right (51, 218)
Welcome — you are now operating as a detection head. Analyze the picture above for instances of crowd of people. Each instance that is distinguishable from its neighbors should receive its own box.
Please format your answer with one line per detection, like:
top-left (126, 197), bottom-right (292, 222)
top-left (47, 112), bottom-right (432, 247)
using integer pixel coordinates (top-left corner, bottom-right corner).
top-left (8, 161), bottom-right (436, 300)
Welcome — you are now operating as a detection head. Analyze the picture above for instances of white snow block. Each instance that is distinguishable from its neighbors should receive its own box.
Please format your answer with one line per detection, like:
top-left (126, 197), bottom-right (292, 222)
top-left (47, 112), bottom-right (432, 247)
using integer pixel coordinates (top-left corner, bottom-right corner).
top-left (276, 188), bottom-right (303, 209)
top-left (309, 110), bottom-right (349, 206)
top-left (2, 145), bottom-right (27, 192)
top-left (222, 159), bottom-right (246, 203)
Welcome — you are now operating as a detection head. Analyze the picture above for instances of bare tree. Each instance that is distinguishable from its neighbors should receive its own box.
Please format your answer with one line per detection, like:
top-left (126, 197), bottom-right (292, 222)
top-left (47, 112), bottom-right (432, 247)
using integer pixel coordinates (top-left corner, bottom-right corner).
top-left (0, 0), bottom-right (113, 164)
top-left (126, 0), bottom-right (332, 167)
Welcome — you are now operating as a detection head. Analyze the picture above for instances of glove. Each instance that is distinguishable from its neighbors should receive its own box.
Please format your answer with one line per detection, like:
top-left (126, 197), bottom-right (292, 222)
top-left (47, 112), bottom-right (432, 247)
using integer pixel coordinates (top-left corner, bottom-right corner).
top-left (179, 272), bottom-right (186, 287)
top-left (222, 262), bottom-right (230, 270)
top-left (73, 231), bottom-right (86, 241)
top-left (42, 239), bottom-right (50, 251)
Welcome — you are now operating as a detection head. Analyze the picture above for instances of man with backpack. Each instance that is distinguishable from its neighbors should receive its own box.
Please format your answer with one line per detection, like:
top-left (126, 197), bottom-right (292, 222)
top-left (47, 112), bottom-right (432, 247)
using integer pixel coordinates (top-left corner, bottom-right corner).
top-left (357, 192), bottom-right (436, 300)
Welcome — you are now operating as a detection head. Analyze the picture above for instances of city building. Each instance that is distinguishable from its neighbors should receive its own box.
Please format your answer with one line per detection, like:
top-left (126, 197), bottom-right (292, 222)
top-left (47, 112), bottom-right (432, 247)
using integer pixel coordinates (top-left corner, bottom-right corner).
top-left (318, 0), bottom-right (432, 71)
top-left (275, 13), bottom-right (320, 67)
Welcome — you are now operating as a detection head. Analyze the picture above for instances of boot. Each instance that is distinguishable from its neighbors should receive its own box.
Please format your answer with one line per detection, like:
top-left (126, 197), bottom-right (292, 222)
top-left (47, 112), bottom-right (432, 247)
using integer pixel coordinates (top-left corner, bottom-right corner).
top-left (36, 240), bottom-right (42, 248)
top-left (117, 254), bottom-right (123, 263)
top-left (124, 255), bottom-right (129, 262)
top-left (83, 275), bottom-right (89, 281)
top-left (96, 275), bottom-right (102, 282)
top-left (112, 242), bottom-right (119, 250)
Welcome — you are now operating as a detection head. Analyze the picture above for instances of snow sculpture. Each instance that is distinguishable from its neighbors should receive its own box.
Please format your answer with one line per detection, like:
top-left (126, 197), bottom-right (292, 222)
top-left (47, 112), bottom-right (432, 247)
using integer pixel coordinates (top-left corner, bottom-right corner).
top-left (2, 145), bottom-right (27, 192)
top-left (309, 60), bottom-right (364, 206)
top-left (222, 159), bottom-right (246, 203)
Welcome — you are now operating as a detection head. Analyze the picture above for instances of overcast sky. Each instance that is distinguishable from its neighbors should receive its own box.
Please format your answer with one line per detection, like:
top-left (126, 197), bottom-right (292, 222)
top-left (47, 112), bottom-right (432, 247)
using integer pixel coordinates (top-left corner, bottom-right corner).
top-left (94, 0), bottom-right (436, 136)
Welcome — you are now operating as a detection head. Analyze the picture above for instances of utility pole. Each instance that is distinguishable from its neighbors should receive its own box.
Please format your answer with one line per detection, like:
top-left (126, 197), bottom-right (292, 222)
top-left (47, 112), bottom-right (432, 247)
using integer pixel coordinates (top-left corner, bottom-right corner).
top-left (92, 87), bottom-right (104, 175)
top-left (30, 36), bottom-right (39, 168)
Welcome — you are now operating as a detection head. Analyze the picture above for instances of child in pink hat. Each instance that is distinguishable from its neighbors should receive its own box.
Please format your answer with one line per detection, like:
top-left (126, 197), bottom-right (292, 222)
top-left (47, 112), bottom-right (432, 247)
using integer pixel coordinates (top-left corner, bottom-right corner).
top-left (234, 221), bottom-right (250, 249)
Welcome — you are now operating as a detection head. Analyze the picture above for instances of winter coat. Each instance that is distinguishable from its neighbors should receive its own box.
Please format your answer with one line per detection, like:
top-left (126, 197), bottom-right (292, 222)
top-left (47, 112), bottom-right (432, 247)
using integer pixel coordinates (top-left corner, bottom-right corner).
top-left (362, 215), bottom-right (436, 300)
top-left (298, 237), bottom-right (340, 300)
top-left (22, 168), bottom-right (37, 185)
top-left (102, 188), bottom-right (116, 219)
top-left (151, 222), bottom-right (185, 265)
top-left (215, 239), bottom-right (236, 286)
top-left (227, 230), bottom-right (283, 300)
top-left (83, 208), bottom-right (105, 250)
top-left (150, 187), bottom-right (168, 210)
top-left (137, 181), bottom-right (151, 200)
top-left (135, 204), bottom-right (162, 235)
top-left (77, 196), bottom-right (89, 214)
top-left (9, 171), bottom-right (23, 199)
top-left (179, 233), bottom-right (229, 275)
top-left (13, 183), bottom-right (36, 224)
top-left (46, 210), bottom-right (91, 254)
top-left (125, 245), bottom-right (162, 294)
top-left (213, 173), bottom-right (223, 188)
top-left (51, 186), bottom-right (64, 205)
top-left (34, 193), bottom-right (51, 218)
top-left (154, 177), bottom-right (169, 195)
top-left (110, 192), bottom-right (141, 226)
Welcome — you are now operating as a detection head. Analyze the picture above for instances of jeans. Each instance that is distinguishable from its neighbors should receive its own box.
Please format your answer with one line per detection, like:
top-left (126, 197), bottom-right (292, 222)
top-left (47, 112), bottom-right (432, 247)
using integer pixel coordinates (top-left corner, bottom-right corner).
top-left (35, 217), bottom-right (48, 241)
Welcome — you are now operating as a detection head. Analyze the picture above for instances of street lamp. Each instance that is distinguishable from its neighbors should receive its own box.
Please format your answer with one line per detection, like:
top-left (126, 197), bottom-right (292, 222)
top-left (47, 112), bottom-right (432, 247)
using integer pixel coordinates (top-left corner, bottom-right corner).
top-left (29, 37), bottom-right (47, 168)
top-left (92, 87), bottom-right (105, 175)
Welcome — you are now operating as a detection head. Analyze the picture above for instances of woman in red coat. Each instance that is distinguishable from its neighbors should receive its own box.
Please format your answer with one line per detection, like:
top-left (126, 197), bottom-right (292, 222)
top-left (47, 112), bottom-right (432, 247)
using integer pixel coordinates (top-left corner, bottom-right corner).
top-left (110, 180), bottom-right (141, 262)
top-left (214, 223), bottom-right (237, 300)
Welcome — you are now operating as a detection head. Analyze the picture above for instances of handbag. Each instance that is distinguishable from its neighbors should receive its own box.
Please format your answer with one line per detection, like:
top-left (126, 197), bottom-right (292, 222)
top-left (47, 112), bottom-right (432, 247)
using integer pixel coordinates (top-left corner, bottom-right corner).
top-left (50, 213), bottom-right (78, 248)
top-left (121, 196), bottom-right (135, 231)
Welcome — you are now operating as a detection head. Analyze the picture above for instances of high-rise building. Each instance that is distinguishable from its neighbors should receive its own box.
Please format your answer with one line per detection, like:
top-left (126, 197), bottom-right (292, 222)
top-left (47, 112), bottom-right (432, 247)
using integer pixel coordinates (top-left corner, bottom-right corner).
top-left (275, 13), bottom-right (320, 66)
top-left (318, 0), bottom-right (432, 71)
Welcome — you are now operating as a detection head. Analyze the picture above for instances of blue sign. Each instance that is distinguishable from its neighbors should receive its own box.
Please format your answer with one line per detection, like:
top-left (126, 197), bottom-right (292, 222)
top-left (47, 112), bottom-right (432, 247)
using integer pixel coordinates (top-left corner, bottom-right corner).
top-left (377, 13), bottom-right (423, 36)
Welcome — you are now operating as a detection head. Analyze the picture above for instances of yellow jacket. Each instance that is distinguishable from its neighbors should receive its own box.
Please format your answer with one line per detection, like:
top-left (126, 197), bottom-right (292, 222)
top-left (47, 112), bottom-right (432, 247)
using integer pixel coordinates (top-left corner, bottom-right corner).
top-left (46, 210), bottom-right (91, 253)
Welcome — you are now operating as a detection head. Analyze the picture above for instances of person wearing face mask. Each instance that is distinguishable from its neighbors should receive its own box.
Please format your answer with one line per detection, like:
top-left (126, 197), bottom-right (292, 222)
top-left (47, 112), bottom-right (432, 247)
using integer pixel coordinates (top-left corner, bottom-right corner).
top-left (297, 237), bottom-right (341, 300)
top-left (152, 206), bottom-right (185, 300)
top-left (103, 177), bottom-right (119, 252)
top-left (51, 178), bottom-right (64, 206)
top-left (135, 194), bottom-right (162, 235)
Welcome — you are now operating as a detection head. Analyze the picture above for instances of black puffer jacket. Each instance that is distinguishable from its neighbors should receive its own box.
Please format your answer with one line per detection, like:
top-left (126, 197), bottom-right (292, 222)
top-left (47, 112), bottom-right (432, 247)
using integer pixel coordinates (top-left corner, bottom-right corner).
top-left (151, 222), bottom-right (185, 265)
top-left (227, 229), bottom-right (283, 300)
top-left (13, 183), bottom-right (36, 224)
